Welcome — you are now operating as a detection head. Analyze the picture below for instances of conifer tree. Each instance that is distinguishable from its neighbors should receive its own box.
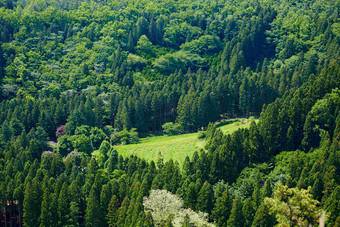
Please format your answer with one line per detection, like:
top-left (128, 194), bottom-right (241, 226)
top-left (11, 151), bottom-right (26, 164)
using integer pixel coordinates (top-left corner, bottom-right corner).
top-left (107, 195), bottom-right (119, 226)
top-left (68, 201), bottom-right (80, 226)
top-left (227, 197), bottom-right (243, 227)
top-left (40, 189), bottom-right (52, 227)
top-left (251, 202), bottom-right (276, 227)
top-left (212, 187), bottom-right (233, 226)
top-left (85, 174), bottom-right (103, 226)
top-left (196, 181), bottom-right (214, 214)
top-left (58, 182), bottom-right (70, 225)
top-left (242, 198), bottom-right (255, 227)
top-left (23, 180), bottom-right (41, 227)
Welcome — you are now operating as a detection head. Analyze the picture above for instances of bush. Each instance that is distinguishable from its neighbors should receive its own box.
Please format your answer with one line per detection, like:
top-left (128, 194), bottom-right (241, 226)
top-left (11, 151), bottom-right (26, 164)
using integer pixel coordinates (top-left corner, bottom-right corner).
top-left (162, 122), bottom-right (183, 135)
top-left (111, 128), bottom-right (139, 145)
top-left (56, 135), bottom-right (74, 156)
top-left (197, 131), bottom-right (206, 139)
top-left (72, 134), bottom-right (94, 155)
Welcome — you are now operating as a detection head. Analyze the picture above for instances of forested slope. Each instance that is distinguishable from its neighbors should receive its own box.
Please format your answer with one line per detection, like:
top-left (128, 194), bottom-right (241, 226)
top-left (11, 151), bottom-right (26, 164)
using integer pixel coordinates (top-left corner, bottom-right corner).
top-left (0, 0), bottom-right (339, 226)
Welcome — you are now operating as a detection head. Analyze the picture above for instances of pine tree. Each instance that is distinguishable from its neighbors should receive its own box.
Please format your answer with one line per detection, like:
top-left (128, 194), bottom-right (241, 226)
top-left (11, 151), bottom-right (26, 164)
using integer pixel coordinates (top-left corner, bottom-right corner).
top-left (107, 195), bottom-right (119, 226)
top-left (83, 63), bottom-right (90, 75)
top-left (58, 182), bottom-right (70, 225)
top-left (145, 211), bottom-right (155, 227)
top-left (68, 201), bottom-right (80, 226)
top-left (40, 189), bottom-right (53, 227)
top-left (127, 31), bottom-right (135, 52)
top-left (116, 196), bottom-right (130, 226)
top-left (251, 202), bottom-right (276, 227)
top-left (94, 97), bottom-right (104, 128)
top-left (100, 184), bottom-right (112, 220)
top-left (323, 186), bottom-right (340, 226)
top-left (23, 180), bottom-right (41, 227)
top-left (212, 187), bottom-right (233, 226)
top-left (227, 197), bottom-right (243, 227)
top-left (262, 179), bottom-right (273, 199)
top-left (242, 198), bottom-right (255, 227)
top-left (196, 181), bottom-right (214, 214)
top-left (239, 77), bottom-right (250, 114)
top-left (115, 103), bottom-right (131, 130)
top-left (85, 174), bottom-right (103, 226)
top-left (65, 110), bottom-right (86, 135)
top-left (84, 98), bottom-right (95, 127)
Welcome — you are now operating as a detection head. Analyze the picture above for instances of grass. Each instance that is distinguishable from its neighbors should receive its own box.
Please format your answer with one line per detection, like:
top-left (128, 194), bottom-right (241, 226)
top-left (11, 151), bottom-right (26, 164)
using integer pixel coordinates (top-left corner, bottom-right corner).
top-left (113, 118), bottom-right (257, 166)
top-left (114, 132), bottom-right (205, 166)
top-left (217, 118), bottom-right (258, 134)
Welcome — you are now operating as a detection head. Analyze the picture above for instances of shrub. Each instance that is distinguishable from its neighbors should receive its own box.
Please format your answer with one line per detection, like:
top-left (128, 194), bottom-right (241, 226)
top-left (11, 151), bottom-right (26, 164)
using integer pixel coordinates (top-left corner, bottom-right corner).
top-left (197, 131), bottom-right (206, 139)
top-left (111, 128), bottom-right (139, 145)
top-left (56, 125), bottom-right (66, 138)
top-left (162, 122), bottom-right (183, 135)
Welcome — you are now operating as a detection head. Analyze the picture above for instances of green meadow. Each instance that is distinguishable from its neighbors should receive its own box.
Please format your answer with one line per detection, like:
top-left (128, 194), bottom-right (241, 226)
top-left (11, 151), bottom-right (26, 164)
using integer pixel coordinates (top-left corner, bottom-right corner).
top-left (114, 118), bottom-right (257, 165)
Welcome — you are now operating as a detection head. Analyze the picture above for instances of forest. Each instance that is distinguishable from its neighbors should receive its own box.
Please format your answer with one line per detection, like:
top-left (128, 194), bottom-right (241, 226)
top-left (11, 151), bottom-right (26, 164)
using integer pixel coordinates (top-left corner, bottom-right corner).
top-left (0, 0), bottom-right (339, 226)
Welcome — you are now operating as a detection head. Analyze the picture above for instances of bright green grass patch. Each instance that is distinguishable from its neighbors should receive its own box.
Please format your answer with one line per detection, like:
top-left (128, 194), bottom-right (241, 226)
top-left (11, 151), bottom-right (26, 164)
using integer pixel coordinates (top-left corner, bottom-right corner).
top-left (115, 132), bottom-right (205, 166)
top-left (217, 118), bottom-right (258, 134)
top-left (113, 118), bottom-right (257, 166)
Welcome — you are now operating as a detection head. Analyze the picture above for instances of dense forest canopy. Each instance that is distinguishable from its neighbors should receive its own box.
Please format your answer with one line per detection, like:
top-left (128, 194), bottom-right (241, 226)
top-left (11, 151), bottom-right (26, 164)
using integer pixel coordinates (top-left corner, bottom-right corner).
top-left (0, 0), bottom-right (339, 226)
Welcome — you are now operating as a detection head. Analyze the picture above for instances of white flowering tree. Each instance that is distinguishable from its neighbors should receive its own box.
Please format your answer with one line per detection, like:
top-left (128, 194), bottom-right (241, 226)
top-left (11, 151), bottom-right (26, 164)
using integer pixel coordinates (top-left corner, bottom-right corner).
top-left (143, 189), bottom-right (214, 227)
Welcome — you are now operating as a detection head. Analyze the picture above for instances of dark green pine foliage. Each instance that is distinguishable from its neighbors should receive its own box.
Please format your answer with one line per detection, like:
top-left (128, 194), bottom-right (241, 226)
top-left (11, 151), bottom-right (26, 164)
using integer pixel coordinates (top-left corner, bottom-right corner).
top-left (227, 197), bottom-right (243, 227)
top-left (116, 196), bottom-right (130, 226)
top-left (323, 186), bottom-right (340, 226)
top-left (65, 110), bottom-right (86, 135)
top-left (145, 211), bottom-right (155, 227)
top-left (58, 182), bottom-right (70, 225)
top-left (39, 189), bottom-right (53, 227)
top-left (196, 181), bottom-right (214, 214)
top-left (68, 201), bottom-right (80, 226)
top-left (85, 173), bottom-right (103, 226)
top-left (23, 180), bottom-right (41, 227)
top-left (107, 195), bottom-right (119, 226)
top-left (242, 198), bottom-right (255, 227)
top-left (94, 97), bottom-right (103, 128)
top-left (251, 202), bottom-right (276, 227)
top-left (212, 187), bottom-right (233, 226)
top-left (185, 182), bottom-right (197, 209)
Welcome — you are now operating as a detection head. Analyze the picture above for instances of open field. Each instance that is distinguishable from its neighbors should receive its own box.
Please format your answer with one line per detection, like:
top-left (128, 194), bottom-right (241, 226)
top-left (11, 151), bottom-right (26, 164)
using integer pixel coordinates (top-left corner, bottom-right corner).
top-left (114, 118), bottom-right (257, 165)
top-left (217, 118), bottom-right (258, 134)
top-left (114, 132), bottom-right (205, 165)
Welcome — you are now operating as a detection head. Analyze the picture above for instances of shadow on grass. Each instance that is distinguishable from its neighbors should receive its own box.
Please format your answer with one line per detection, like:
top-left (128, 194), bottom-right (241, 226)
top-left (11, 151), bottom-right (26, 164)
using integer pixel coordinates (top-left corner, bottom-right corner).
top-left (216, 119), bottom-right (239, 128)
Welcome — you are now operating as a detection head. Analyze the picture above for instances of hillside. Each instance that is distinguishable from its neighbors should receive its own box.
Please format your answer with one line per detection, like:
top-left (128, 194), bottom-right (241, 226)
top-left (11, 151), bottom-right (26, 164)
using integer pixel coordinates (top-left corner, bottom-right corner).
top-left (113, 118), bottom-right (257, 165)
top-left (0, 0), bottom-right (339, 226)
top-left (115, 132), bottom-right (204, 166)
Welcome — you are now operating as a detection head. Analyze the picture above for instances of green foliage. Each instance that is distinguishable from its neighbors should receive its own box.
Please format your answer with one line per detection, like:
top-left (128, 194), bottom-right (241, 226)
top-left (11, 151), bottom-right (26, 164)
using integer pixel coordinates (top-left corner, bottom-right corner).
top-left (72, 134), bottom-right (93, 155)
top-left (162, 122), bottom-right (183, 135)
top-left (57, 135), bottom-right (74, 157)
top-left (265, 182), bottom-right (322, 226)
top-left (181, 35), bottom-right (222, 55)
top-left (212, 187), bottom-right (233, 226)
top-left (0, 0), bottom-right (338, 226)
top-left (227, 197), bottom-right (243, 227)
top-left (111, 128), bottom-right (139, 145)
top-left (153, 51), bottom-right (206, 74)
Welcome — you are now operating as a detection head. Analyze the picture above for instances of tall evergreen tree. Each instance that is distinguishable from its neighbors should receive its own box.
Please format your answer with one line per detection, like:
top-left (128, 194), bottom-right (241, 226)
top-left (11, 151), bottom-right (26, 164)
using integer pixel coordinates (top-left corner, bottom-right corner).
top-left (212, 187), bottom-right (233, 226)
top-left (196, 181), bottom-right (214, 214)
top-left (227, 197), bottom-right (243, 227)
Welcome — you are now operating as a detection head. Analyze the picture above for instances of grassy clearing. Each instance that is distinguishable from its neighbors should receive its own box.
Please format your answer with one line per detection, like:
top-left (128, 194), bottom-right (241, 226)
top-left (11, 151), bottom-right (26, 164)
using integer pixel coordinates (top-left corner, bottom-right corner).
top-left (113, 118), bottom-right (257, 165)
top-left (217, 118), bottom-right (258, 134)
top-left (115, 132), bottom-right (205, 166)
